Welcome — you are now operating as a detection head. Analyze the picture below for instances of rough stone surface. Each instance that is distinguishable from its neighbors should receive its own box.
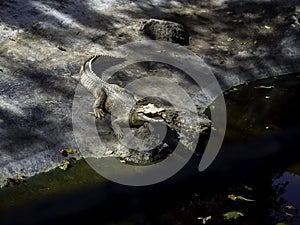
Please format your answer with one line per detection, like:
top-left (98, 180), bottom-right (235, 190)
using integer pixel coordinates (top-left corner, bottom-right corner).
top-left (140, 19), bottom-right (190, 45)
top-left (0, 0), bottom-right (299, 187)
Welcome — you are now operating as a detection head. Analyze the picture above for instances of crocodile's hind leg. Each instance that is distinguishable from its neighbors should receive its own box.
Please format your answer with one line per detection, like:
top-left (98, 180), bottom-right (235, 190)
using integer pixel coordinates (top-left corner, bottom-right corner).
top-left (111, 118), bottom-right (125, 139)
top-left (93, 89), bottom-right (107, 119)
top-left (111, 113), bottom-right (133, 139)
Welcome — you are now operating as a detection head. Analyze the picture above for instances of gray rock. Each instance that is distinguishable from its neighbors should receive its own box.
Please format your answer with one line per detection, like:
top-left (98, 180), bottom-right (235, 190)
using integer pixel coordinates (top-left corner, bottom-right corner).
top-left (140, 19), bottom-right (190, 45)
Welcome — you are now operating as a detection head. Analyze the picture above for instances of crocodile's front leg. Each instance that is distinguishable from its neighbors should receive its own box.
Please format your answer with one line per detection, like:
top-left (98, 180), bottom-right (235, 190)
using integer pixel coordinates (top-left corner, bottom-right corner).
top-left (93, 89), bottom-right (106, 119)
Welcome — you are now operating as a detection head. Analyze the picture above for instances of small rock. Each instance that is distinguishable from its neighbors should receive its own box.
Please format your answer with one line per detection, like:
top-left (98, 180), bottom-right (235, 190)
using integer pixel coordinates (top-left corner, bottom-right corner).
top-left (104, 150), bottom-right (114, 155)
top-left (57, 44), bottom-right (67, 51)
top-left (140, 19), bottom-right (190, 45)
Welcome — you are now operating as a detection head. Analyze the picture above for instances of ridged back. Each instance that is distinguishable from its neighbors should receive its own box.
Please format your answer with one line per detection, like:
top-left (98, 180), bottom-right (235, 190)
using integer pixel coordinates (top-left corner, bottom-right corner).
top-left (79, 55), bottom-right (125, 97)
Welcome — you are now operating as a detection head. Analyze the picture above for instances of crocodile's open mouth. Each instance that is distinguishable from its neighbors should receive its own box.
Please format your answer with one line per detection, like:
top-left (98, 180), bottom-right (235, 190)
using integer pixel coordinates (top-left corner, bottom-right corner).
top-left (132, 102), bottom-right (212, 130)
top-left (137, 103), bottom-right (165, 114)
top-left (134, 103), bottom-right (179, 123)
top-left (139, 112), bottom-right (164, 120)
top-left (139, 111), bottom-right (164, 119)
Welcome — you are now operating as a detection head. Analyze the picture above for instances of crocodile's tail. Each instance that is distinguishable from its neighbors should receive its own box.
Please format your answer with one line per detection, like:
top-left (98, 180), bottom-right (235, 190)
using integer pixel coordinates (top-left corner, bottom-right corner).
top-left (75, 54), bottom-right (126, 81)
top-left (88, 54), bottom-right (126, 76)
top-left (77, 54), bottom-right (127, 98)
top-left (72, 55), bottom-right (97, 81)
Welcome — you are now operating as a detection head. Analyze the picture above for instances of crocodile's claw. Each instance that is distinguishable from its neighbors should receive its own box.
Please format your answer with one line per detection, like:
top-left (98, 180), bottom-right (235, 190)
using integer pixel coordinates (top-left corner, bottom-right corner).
top-left (111, 119), bottom-right (124, 139)
top-left (112, 125), bottom-right (124, 139)
top-left (93, 107), bottom-right (105, 119)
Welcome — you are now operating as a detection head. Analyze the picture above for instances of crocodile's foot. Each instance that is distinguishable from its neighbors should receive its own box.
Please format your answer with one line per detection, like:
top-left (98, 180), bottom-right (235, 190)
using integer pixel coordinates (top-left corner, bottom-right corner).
top-left (111, 120), bottom-right (124, 139)
top-left (113, 127), bottom-right (123, 139)
top-left (93, 107), bottom-right (105, 119)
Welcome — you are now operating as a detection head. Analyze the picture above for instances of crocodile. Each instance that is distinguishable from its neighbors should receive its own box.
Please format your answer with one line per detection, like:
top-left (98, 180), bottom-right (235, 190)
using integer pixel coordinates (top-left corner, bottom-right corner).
top-left (74, 54), bottom-right (211, 152)
top-left (74, 54), bottom-right (166, 138)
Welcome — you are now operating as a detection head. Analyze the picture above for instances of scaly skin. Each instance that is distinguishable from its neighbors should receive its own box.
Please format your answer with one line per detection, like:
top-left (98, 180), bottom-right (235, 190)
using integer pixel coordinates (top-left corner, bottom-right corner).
top-left (75, 55), bottom-right (211, 144)
top-left (75, 55), bottom-right (163, 138)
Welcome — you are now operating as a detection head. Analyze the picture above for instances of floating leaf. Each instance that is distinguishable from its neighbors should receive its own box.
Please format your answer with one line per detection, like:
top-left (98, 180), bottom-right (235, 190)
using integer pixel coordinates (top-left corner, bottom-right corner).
top-left (227, 37), bottom-right (234, 42)
top-left (284, 212), bottom-right (294, 217)
top-left (197, 216), bottom-right (212, 224)
top-left (244, 185), bottom-right (253, 191)
top-left (264, 25), bottom-right (271, 29)
top-left (0, 66), bottom-right (4, 72)
top-left (285, 205), bottom-right (296, 210)
top-left (228, 194), bottom-right (237, 201)
top-left (276, 222), bottom-right (293, 225)
top-left (63, 73), bottom-right (71, 77)
top-left (223, 211), bottom-right (244, 220)
top-left (254, 85), bottom-right (274, 89)
top-left (237, 196), bottom-right (255, 202)
top-left (228, 194), bottom-right (255, 202)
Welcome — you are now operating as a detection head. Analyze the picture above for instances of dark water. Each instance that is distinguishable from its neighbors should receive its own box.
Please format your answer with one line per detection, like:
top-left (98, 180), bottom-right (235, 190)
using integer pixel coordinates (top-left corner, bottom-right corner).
top-left (0, 74), bottom-right (300, 225)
